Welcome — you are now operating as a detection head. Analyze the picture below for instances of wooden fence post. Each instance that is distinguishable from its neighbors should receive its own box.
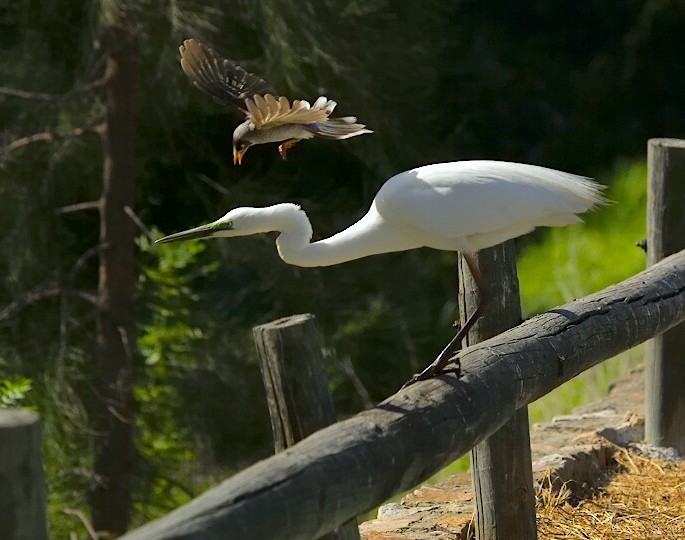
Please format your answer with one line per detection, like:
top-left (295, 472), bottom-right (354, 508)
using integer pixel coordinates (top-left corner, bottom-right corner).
top-left (0, 408), bottom-right (49, 540)
top-left (460, 241), bottom-right (537, 540)
top-left (253, 313), bottom-right (361, 540)
top-left (645, 138), bottom-right (685, 454)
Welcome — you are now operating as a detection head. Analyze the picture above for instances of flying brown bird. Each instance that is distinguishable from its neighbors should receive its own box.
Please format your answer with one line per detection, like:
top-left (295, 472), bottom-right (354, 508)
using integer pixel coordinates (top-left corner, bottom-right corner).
top-left (179, 39), bottom-right (373, 165)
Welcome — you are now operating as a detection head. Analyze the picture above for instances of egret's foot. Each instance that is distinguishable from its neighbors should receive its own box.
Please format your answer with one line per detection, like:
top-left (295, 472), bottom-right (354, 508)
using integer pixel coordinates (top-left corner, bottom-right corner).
top-left (402, 322), bottom-right (466, 389)
top-left (278, 138), bottom-right (299, 160)
top-left (401, 355), bottom-right (461, 389)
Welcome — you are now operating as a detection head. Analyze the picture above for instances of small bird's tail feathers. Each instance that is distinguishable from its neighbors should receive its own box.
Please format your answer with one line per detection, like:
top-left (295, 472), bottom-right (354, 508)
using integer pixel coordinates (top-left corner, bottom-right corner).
top-left (308, 118), bottom-right (373, 139)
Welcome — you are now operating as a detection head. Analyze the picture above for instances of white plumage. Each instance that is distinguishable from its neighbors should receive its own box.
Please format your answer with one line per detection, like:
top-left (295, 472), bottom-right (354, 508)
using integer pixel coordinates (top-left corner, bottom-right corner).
top-left (158, 160), bottom-right (605, 382)
top-left (374, 161), bottom-right (603, 253)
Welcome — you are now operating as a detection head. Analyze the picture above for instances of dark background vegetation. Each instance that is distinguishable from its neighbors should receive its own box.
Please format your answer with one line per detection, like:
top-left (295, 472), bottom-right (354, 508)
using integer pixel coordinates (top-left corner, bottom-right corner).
top-left (1, 0), bottom-right (684, 535)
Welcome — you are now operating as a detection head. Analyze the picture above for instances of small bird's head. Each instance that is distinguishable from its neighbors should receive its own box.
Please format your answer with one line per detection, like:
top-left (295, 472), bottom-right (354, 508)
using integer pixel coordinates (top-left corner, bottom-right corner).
top-left (232, 122), bottom-right (254, 165)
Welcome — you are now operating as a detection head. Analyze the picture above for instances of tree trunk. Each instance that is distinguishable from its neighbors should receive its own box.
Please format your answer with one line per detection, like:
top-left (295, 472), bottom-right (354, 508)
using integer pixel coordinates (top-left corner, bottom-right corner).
top-left (91, 22), bottom-right (139, 536)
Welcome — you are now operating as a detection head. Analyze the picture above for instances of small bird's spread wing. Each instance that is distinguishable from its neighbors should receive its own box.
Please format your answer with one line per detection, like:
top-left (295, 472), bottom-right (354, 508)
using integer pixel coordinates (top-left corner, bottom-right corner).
top-left (179, 39), bottom-right (275, 109)
top-left (244, 95), bottom-right (333, 129)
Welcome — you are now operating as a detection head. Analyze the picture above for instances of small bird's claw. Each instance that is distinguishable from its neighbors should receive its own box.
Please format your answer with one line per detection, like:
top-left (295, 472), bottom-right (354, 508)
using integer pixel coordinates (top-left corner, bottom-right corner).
top-left (278, 138), bottom-right (299, 160)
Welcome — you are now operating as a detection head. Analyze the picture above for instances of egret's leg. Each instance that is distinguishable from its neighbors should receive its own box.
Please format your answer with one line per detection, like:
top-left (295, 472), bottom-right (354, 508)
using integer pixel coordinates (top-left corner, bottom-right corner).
top-left (278, 138), bottom-right (299, 160)
top-left (402, 251), bottom-right (489, 387)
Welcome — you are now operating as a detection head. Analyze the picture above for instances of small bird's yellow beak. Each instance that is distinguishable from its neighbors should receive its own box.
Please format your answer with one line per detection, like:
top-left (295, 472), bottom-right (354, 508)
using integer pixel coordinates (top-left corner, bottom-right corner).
top-left (233, 149), bottom-right (245, 166)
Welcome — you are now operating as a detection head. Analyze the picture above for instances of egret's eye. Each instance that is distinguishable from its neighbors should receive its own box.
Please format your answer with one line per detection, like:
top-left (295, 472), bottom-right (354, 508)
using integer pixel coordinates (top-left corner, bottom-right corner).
top-left (213, 220), bottom-right (233, 231)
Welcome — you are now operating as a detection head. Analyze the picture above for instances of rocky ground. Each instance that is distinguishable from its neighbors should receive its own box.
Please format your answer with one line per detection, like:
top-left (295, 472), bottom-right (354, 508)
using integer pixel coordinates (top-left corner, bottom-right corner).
top-left (359, 366), bottom-right (657, 540)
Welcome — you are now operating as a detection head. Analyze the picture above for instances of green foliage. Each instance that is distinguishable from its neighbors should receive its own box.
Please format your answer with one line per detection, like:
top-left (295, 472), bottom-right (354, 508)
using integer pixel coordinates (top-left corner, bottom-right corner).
top-left (138, 231), bottom-right (218, 366)
top-left (0, 376), bottom-right (33, 408)
top-left (133, 231), bottom-right (220, 521)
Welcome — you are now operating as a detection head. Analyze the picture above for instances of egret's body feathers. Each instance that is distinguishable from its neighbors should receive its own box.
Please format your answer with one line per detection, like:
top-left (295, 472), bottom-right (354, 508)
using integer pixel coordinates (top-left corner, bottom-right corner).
top-left (158, 160), bottom-right (605, 262)
top-left (376, 161), bottom-right (604, 252)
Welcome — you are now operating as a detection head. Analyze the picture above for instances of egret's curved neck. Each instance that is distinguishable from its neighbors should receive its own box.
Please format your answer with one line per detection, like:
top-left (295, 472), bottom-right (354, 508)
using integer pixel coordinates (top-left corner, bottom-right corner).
top-left (272, 203), bottom-right (416, 268)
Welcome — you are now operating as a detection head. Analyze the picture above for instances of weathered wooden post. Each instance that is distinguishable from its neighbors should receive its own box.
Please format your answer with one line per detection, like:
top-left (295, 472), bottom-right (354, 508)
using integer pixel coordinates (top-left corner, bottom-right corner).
top-left (0, 408), bottom-right (49, 540)
top-left (459, 242), bottom-right (537, 540)
top-left (253, 313), bottom-right (361, 540)
top-left (645, 138), bottom-right (685, 454)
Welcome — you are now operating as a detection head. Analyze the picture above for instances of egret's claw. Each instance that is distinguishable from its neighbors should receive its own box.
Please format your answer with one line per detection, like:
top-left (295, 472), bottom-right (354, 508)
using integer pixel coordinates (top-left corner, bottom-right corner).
top-left (401, 356), bottom-right (461, 389)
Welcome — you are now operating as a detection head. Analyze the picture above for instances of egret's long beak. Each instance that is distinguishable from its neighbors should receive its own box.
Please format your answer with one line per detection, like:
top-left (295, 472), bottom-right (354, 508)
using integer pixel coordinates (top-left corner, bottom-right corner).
top-left (156, 224), bottom-right (216, 244)
top-left (233, 149), bottom-right (245, 165)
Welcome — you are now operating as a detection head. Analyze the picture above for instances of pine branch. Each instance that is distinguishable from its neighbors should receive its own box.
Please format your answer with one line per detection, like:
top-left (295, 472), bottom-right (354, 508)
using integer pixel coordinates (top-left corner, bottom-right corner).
top-left (62, 508), bottom-right (99, 540)
top-left (4, 123), bottom-right (104, 153)
top-left (0, 87), bottom-right (56, 100)
top-left (55, 201), bottom-right (101, 215)
top-left (0, 73), bottom-right (109, 102)
top-left (0, 282), bottom-right (60, 322)
top-left (0, 282), bottom-right (96, 324)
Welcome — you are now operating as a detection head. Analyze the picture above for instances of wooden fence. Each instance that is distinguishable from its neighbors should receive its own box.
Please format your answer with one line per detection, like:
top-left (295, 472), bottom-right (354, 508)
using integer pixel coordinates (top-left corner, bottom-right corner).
top-left (115, 246), bottom-right (685, 540)
top-left (2, 139), bottom-right (684, 540)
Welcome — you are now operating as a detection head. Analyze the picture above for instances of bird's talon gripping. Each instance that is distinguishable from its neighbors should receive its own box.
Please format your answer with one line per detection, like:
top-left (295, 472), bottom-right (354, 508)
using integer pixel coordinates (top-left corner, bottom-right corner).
top-left (401, 356), bottom-right (462, 389)
top-left (401, 368), bottom-right (435, 389)
top-left (445, 356), bottom-right (461, 376)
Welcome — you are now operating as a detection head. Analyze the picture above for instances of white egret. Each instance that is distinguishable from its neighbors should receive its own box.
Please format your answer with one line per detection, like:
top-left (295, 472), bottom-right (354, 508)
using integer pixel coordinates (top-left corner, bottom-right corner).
top-left (179, 39), bottom-right (372, 165)
top-left (157, 161), bottom-right (605, 384)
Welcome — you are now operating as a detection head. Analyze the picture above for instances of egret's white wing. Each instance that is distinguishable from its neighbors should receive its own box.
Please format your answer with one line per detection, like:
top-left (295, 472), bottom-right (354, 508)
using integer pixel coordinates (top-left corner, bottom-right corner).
top-left (375, 161), bottom-right (604, 250)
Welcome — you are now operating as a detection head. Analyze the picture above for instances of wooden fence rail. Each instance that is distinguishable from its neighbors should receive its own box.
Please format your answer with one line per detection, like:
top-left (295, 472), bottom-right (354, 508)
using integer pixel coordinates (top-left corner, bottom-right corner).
top-left (120, 248), bottom-right (685, 540)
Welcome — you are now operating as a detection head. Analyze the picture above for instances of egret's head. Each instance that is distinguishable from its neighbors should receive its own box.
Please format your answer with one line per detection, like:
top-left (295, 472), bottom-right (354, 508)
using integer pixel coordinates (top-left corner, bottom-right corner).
top-left (232, 122), bottom-right (254, 165)
top-left (156, 207), bottom-right (285, 244)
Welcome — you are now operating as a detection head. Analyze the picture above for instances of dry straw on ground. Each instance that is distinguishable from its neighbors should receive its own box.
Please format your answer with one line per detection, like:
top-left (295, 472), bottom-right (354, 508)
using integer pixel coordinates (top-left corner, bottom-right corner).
top-left (536, 448), bottom-right (685, 539)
